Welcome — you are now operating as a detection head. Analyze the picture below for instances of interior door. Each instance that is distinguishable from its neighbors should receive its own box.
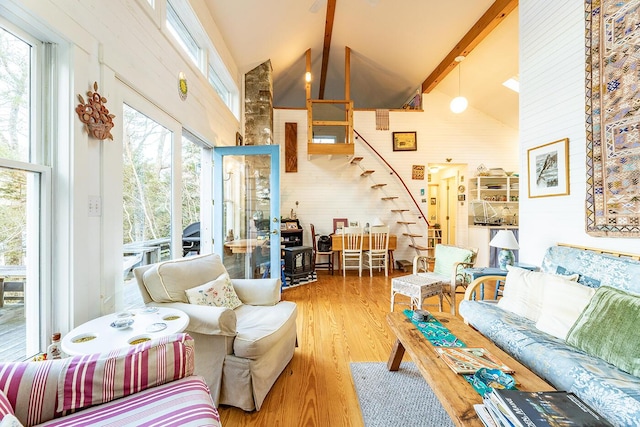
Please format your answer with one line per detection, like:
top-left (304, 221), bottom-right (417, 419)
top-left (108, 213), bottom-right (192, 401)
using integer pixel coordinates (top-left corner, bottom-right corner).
top-left (213, 145), bottom-right (280, 279)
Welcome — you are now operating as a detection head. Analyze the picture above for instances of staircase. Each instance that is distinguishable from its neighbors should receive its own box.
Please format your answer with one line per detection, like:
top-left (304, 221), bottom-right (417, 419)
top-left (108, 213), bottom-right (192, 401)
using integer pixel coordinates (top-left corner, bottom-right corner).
top-left (349, 131), bottom-right (433, 264)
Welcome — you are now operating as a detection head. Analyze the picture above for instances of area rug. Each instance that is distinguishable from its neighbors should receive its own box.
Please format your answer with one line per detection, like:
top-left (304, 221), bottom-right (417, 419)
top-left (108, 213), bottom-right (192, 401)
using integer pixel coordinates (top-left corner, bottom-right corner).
top-left (350, 362), bottom-right (454, 427)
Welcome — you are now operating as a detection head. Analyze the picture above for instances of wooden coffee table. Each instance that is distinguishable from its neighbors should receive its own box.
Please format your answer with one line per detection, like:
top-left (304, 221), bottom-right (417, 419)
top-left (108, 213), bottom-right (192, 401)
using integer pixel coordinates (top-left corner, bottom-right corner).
top-left (386, 311), bottom-right (553, 426)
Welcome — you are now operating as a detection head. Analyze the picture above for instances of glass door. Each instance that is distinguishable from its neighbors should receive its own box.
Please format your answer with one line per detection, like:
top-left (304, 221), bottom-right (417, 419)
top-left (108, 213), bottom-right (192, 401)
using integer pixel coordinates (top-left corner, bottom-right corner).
top-left (213, 145), bottom-right (280, 279)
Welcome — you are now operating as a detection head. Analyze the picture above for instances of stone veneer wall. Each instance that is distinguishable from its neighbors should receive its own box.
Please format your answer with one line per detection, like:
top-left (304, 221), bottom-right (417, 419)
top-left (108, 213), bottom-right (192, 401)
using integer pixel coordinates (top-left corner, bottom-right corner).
top-left (244, 61), bottom-right (273, 145)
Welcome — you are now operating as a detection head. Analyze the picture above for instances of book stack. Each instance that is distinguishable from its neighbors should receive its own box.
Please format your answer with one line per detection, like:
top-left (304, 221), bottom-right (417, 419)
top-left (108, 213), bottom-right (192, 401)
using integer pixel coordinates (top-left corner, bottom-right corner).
top-left (475, 390), bottom-right (614, 427)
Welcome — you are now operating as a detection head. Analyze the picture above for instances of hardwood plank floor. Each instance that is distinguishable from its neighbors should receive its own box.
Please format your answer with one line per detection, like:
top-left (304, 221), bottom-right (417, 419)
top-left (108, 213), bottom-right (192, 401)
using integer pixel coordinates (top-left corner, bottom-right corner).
top-left (217, 270), bottom-right (473, 426)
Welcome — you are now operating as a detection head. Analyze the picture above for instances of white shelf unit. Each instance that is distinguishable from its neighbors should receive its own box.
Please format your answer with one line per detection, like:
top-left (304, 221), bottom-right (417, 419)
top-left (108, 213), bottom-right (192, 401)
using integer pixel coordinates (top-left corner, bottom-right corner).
top-left (469, 176), bottom-right (519, 225)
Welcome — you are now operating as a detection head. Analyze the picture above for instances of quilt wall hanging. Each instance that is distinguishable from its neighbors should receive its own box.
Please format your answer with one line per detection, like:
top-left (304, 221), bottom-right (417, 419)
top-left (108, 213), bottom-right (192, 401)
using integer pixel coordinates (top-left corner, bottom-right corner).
top-left (585, 0), bottom-right (640, 237)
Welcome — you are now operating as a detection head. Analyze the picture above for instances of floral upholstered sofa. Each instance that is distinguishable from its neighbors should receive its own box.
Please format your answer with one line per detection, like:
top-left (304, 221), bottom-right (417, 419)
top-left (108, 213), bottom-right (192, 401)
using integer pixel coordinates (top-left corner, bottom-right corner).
top-left (0, 333), bottom-right (221, 427)
top-left (459, 244), bottom-right (640, 427)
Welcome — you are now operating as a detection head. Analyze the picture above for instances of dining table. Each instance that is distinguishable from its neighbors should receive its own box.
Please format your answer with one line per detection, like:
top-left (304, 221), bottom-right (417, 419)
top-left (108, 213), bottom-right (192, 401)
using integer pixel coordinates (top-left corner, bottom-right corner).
top-left (330, 234), bottom-right (398, 272)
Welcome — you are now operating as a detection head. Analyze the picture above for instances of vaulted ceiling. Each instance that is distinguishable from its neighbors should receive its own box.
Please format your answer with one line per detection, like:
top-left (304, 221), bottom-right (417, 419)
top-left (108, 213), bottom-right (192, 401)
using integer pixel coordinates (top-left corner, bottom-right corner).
top-left (204, 0), bottom-right (519, 129)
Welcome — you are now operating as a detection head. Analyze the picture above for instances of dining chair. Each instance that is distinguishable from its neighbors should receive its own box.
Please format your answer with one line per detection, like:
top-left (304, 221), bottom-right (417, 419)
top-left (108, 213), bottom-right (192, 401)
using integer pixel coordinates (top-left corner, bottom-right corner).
top-left (310, 223), bottom-right (334, 275)
top-left (363, 225), bottom-right (390, 276)
top-left (341, 226), bottom-right (364, 276)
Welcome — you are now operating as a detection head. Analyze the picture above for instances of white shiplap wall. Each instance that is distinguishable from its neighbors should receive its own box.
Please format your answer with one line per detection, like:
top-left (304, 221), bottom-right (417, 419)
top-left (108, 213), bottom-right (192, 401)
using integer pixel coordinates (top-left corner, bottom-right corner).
top-left (519, 0), bottom-right (640, 264)
top-left (275, 90), bottom-right (519, 262)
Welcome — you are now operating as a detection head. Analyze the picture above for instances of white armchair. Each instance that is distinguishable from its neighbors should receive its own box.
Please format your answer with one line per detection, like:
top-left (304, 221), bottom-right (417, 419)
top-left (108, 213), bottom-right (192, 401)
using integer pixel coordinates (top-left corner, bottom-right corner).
top-left (134, 253), bottom-right (298, 411)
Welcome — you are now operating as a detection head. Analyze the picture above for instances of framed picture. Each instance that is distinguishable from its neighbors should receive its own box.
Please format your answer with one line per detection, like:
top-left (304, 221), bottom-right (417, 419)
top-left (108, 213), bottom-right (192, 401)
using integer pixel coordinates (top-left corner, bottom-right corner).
top-left (235, 132), bottom-right (243, 146)
top-left (285, 222), bottom-right (299, 230)
top-left (430, 197), bottom-right (437, 205)
top-left (333, 218), bottom-right (348, 234)
top-left (412, 165), bottom-right (425, 180)
top-left (392, 131), bottom-right (417, 151)
top-left (280, 223), bottom-right (287, 230)
top-left (527, 138), bottom-right (569, 198)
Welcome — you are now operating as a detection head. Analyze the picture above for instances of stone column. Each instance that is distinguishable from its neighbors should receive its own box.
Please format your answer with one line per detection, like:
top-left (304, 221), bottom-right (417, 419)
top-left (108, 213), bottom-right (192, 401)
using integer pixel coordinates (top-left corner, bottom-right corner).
top-left (244, 61), bottom-right (273, 145)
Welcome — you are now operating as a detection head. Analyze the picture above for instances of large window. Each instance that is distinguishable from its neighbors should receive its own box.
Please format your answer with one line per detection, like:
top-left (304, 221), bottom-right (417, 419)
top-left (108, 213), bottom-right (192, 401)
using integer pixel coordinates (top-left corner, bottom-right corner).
top-left (0, 23), bottom-right (47, 362)
top-left (122, 104), bottom-right (173, 265)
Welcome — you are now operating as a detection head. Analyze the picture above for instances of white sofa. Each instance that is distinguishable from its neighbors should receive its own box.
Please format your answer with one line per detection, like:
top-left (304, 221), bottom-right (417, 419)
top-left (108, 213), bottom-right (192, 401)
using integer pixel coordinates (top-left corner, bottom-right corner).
top-left (134, 253), bottom-right (298, 411)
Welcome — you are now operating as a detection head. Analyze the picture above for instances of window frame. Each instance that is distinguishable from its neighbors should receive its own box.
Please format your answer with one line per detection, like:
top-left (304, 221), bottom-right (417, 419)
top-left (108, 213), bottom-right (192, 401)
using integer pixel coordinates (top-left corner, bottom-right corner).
top-left (0, 17), bottom-right (53, 359)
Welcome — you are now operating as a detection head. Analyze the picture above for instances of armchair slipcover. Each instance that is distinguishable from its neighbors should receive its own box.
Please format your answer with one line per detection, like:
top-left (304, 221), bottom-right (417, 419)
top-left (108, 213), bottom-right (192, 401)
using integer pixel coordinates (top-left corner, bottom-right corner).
top-left (134, 253), bottom-right (297, 411)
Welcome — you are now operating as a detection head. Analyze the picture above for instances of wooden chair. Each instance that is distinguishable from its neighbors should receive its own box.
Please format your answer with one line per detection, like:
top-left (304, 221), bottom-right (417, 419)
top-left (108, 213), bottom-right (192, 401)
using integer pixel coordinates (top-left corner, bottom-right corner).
top-left (341, 226), bottom-right (364, 276)
top-left (363, 225), bottom-right (389, 276)
top-left (310, 224), bottom-right (334, 275)
top-left (412, 244), bottom-right (478, 315)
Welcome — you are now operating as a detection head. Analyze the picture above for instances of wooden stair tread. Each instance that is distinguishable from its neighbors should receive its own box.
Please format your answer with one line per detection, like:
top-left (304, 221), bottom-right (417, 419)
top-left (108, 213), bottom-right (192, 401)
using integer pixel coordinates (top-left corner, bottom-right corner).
top-left (350, 156), bottom-right (364, 164)
top-left (371, 183), bottom-right (387, 189)
top-left (403, 233), bottom-right (422, 238)
top-left (391, 209), bottom-right (409, 212)
top-left (381, 196), bottom-right (398, 200)
top-left (360, 170), bottom-right (375, 177)
top-left (409, 244), bottom-right (429, 250)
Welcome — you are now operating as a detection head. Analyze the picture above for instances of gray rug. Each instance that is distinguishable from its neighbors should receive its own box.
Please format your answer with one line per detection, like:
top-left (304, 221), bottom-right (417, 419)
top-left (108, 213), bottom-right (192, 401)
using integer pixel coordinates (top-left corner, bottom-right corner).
top-left (350, 362), bottom-right (455, 427)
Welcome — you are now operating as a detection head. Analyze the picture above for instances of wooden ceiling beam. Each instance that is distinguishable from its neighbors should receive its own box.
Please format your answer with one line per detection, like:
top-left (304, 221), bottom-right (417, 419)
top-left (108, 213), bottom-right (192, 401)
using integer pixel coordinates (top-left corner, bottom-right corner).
top-left (318, 0), bottom-right (337, 99)
top-left (421, 0), bottom-right (517, 94)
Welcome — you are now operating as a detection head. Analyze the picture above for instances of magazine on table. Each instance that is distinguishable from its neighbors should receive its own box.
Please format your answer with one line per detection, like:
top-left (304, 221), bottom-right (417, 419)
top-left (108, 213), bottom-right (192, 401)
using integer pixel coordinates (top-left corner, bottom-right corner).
top-left (435, 347), bottom-right (514, 374)
top-left (488, 390), bottom-right (614, 427)
top-left (474, 403), bottom-right (499, 427)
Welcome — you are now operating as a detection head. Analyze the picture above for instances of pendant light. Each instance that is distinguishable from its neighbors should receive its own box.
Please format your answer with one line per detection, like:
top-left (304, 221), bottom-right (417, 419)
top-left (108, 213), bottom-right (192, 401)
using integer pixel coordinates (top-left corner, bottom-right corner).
top-left (450, 56), bottom-right (468, 114)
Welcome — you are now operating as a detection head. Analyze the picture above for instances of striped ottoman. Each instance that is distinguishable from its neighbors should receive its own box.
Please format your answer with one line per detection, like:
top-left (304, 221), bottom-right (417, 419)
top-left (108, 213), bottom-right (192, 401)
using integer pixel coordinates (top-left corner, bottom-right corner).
top-left (390, 274), bottom-right (443, 312)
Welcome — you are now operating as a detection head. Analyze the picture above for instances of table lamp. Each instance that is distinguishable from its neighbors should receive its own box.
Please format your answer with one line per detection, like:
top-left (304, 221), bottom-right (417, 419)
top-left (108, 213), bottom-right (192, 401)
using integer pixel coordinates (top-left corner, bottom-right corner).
top-left (489, 229), bottom-right (519, 270)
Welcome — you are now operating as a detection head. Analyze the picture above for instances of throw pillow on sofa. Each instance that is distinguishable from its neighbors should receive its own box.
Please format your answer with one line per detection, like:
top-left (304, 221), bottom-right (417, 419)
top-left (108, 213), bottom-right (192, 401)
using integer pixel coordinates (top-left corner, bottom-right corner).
top-left (142, 253), bottom-right (228, 303)
top-left (185, 272), bottom-right (243, 309)
top-left (497, 266), bottom-right (578, 322)
top-left (535, 278), bottom-right (595, 340)
top-left (566, 286), bottom-right (640, 377)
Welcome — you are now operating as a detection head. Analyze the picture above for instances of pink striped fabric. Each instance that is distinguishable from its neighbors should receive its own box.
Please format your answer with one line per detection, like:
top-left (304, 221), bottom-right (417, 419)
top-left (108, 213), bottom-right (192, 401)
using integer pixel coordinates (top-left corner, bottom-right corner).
top-left (0, 388), bottom-right (14, 417)
top-left (0, 357), bottom-right (60, 426)
top-left (57, 333), bottom-right (194, 413)
top-left (38, 377), bottom-right (220, 427)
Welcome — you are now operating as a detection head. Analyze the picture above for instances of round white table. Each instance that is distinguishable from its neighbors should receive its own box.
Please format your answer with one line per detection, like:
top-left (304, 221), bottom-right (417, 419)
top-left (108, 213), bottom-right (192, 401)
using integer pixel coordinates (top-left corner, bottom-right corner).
top-left (61, 307), bottom-right (189, 356)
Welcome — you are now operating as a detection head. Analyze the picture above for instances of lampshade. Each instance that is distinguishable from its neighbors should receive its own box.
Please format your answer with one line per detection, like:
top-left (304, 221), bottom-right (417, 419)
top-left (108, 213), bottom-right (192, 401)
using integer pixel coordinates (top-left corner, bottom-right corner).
top-left (450, 96), bottom-right (468, 113)
top-left (450, 55), bottom-right (467, 114)
top-left (371, 217), bottom-right (385, 227)
top-left (489, 230), bottom-right (519, 250)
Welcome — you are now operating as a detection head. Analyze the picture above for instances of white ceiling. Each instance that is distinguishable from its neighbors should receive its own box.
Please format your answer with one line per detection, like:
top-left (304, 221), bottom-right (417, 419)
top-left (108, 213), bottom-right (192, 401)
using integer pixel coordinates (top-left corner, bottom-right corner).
top-left (204, 0), bottom-right (519, 129)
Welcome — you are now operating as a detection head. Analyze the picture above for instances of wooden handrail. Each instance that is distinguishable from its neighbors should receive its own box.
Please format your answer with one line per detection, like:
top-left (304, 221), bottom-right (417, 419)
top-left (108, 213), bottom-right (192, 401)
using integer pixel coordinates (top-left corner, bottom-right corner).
top-left (353, 129), bottom-right (430, 227)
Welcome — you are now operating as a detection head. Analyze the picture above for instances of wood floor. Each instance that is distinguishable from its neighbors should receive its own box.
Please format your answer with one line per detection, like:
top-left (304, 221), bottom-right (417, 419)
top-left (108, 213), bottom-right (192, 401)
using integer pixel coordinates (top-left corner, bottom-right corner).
top-left (217, 270), bottom-right (463, 426)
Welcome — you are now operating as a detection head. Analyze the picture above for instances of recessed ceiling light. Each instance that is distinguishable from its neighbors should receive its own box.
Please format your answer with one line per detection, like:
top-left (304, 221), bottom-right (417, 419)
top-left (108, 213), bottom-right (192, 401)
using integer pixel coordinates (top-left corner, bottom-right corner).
top-left (502, 77), bottom-right (519, 93)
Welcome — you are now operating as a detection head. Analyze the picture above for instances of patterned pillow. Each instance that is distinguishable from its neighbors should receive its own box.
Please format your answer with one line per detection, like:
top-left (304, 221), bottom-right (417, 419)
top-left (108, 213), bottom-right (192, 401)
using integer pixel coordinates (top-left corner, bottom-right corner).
top-left (185, 272), bottom-right (243, 309)
top-left (58, 333), bottom-right (194, 412)
top-left (0, 390), bottom-right (14, 419)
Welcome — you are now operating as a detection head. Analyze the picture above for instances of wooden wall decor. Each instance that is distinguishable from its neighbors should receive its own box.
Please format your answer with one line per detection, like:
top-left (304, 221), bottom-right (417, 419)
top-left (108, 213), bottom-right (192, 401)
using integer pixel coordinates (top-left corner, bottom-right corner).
top-left (285, 122), bottom-right (298, 173)
top-left (75, 82), bottom-right (115, 140)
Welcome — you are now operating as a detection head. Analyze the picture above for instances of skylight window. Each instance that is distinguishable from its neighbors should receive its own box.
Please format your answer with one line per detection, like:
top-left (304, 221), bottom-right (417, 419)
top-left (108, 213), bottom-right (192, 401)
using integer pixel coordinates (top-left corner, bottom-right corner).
top-left (166, 0), bottom-right (200, 66)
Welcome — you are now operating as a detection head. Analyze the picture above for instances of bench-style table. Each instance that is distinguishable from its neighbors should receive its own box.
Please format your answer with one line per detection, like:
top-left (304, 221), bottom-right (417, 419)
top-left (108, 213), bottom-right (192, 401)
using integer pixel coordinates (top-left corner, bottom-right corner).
top-left (386, 311), bottom-right (553, 426)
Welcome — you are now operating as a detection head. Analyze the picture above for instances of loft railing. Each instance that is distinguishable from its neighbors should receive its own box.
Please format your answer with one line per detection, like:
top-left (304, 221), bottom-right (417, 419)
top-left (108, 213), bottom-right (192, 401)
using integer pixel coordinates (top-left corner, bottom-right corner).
top-left (353, 129), bottom-right (430, 227)
top-left (307, 99), bottom-right (354, 157)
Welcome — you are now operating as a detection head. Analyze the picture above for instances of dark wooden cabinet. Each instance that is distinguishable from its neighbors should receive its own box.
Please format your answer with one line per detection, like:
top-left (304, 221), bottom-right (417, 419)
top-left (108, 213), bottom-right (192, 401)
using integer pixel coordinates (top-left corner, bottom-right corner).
top-left (281, 218), bottom-right (303, 248)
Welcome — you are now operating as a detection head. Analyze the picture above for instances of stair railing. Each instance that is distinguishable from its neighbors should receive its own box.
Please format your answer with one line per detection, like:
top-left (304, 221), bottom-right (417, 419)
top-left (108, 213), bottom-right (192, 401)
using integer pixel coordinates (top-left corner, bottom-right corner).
top-left (354, 129), bottom-right (430, 227)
